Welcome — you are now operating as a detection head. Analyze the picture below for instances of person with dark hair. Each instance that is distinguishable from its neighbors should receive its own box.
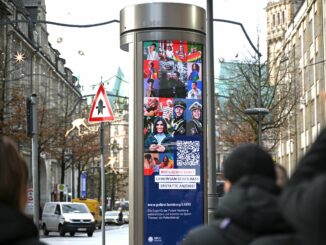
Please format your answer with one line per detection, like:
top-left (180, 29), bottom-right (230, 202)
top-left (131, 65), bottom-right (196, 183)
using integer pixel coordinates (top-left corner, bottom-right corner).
top-left (172, 100), bottom-right (187, 136)
top-left (147, 43), bottom-right (159, 60)
top-left (145, 78), bottom-right (157, 97)
top-left (279, 128), bottom-right (326, 245)
top-left (146, 61), bottom-right (158, 80)
top-left (144, 117), bottom-right (173, 153)
top-left (171, 71), bottom-right (187, 98)
top-left (144, 153), bottom-right (154, 170)
top-left (188, 63), bottom-right (200, 83)
top-left (187, 81), bottom-right (202, 99)
top-left (159, 155), bottom-right (174, 169)
top-left (0, 136), bottom-right (45, 245)
top-left (158, 71), bottom-right (172, 98)
top-left (181, 143), bottom-right (298, 245)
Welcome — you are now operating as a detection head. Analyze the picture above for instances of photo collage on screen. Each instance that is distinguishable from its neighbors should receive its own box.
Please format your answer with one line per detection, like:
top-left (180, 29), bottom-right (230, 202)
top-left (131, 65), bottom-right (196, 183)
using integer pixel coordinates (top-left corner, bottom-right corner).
top-left (143, 40), bottom-right (203, 176)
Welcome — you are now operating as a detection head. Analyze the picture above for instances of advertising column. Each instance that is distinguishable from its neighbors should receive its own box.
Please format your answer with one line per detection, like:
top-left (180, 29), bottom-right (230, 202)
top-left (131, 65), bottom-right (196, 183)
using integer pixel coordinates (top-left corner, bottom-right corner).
top-left (143, 40), bottom-right (204, 244)
top-left (120, 3), bottom-right (206, 245)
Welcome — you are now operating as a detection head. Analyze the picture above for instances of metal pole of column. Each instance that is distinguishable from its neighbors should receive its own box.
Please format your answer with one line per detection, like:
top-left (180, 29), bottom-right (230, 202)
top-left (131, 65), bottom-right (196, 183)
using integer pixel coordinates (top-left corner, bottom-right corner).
top-left (258, 113), bottom-right (262, 146)
top-left (100, 122), bottom-right (106, 245)
top-left (257, 57), bottom-right (262, 146)
top-left (206, 0), bottom-right (218, 224)
top-left (31, 94), bottom-right (39, 227)
top-left (71, 157), bottom-right (75, 199)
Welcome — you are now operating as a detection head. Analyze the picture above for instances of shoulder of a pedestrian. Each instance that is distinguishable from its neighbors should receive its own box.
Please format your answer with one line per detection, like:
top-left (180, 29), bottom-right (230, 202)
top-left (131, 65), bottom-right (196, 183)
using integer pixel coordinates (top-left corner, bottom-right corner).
top-left (216, 176), bottom-right (288, 235)
top-left (13, 238), bottom-right (46, 245)
top-left (181, 218), bottom-right (252, 245)
top-left (0, 203), bottom-right (42, 245)
top-left (248, 233), bottom-right (304, 245)
top-left (280, 174), bottom-right (326, 245)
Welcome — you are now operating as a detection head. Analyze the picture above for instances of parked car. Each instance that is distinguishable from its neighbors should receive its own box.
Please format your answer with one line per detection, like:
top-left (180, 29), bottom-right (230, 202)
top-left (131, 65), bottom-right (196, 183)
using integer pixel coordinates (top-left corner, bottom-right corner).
top-left (41, 202), bottom-right (96, 237)
top-left (72, 198), bottom-right (102, 229)
top-left (105, 210), bottom-right (123, 225)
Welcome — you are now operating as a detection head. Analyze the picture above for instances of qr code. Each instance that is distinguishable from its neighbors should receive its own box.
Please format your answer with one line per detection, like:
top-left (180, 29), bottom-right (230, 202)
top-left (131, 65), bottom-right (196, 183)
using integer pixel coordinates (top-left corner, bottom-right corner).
top-left (176, 140), bottom-right (200, 166)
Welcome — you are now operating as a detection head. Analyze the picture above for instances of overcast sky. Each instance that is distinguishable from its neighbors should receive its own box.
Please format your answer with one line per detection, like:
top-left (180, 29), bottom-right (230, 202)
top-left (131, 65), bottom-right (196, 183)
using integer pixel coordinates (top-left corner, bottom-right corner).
top-left (45, 0), bottom-right (269, 93)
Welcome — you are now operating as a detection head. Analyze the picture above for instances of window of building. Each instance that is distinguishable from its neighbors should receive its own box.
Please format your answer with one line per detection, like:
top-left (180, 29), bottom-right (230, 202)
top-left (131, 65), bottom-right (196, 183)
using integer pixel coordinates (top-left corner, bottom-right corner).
top-left (273, 14), bottom-right (275, 26)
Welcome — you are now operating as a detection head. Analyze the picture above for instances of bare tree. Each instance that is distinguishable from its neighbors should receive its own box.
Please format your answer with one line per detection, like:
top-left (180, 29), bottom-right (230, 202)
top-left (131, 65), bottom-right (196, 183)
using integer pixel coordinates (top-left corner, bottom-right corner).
top-left (216, 48), bottom-right (298, 150)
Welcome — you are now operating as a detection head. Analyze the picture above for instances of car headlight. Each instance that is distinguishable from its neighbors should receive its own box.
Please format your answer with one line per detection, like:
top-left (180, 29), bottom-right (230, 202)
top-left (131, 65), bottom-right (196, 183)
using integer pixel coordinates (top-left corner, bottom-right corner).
top-left (91, 217), bottom-right (95, 222)
top-left (64, 217), bottom-right (72, 222)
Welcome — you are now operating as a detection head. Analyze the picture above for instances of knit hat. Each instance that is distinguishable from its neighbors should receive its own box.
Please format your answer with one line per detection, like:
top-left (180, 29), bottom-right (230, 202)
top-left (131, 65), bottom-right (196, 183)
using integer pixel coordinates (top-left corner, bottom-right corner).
top-left (223, 143), bottom-right (276, 183)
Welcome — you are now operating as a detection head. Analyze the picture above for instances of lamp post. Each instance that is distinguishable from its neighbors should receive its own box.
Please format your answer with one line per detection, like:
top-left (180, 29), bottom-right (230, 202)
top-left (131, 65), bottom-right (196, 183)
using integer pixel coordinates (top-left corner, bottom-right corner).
top-left (244, 108), bottom-right (269, 146)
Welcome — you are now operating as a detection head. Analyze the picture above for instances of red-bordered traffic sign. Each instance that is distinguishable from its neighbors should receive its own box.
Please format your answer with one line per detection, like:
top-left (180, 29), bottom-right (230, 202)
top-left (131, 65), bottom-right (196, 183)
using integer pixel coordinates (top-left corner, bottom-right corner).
top-left (88, 83), bottom-right (114, 123)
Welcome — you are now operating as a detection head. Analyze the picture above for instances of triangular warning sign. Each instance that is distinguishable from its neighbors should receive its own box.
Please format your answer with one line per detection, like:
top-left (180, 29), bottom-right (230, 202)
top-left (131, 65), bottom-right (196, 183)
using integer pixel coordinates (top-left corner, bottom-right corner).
top-left (88, 83), bottom-right (114, 123)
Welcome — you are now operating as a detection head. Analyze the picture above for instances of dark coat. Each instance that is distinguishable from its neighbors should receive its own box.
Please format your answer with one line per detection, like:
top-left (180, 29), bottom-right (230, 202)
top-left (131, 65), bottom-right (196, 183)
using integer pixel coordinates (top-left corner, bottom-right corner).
top-left (0, 203), bottom-right (45, 245)
top-left (249, 234), bottom-right (303, 245)
top-left (280, 128), bottom-right (326, 245)
top-left (181, 176), bottom-right (295, 245)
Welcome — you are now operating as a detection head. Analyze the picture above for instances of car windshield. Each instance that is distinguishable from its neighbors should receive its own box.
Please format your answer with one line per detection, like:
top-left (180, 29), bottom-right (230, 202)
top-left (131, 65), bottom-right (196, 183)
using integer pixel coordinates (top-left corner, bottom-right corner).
top-left (62, 204), bottom-right (88, 213)
top-left (106, 211), bottom-right (119, 216)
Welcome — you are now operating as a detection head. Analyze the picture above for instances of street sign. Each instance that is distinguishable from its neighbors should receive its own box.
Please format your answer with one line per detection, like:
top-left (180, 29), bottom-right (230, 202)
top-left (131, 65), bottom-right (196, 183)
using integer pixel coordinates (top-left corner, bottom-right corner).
top-left (27, 188), bottom-right (33, 202)
top-left (88, 83), bottom-right (114, 123)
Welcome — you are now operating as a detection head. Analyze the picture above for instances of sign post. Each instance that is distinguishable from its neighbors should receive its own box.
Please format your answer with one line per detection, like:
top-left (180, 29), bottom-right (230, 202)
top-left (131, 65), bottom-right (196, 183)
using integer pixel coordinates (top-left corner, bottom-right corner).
top-left (120, 3), bottom-right (206, 245)
top-left (88, 83), bottom-right (114, 245)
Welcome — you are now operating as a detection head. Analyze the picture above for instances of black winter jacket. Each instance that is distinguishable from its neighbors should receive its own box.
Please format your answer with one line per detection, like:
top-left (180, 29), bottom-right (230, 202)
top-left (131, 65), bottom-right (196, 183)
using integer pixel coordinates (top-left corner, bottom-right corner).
top-left (0, 203), bottom-right (45, 245)
top-left (181, 176), bottom-right (295, 245)
top-left (280, 128), bottom-right (326, 245)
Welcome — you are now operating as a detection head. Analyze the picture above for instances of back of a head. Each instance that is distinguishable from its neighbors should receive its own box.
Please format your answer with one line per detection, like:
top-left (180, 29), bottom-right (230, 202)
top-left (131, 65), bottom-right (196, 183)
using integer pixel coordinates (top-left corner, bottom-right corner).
top-left (223, 143), bottom-right (276, 184)
top-left (0, 136), bottom-right (28, 210)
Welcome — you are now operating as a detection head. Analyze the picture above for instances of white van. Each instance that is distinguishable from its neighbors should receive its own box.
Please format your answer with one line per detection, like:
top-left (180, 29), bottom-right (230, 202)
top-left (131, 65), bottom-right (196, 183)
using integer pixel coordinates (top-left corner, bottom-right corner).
top-left (41, 202), bottom-right (96, 237)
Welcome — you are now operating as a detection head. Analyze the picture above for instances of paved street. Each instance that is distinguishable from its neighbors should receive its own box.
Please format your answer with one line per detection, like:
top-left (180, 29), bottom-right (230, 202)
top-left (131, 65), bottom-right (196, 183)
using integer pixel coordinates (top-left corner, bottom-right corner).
top-left (40, 225), bottom-right (128, 245)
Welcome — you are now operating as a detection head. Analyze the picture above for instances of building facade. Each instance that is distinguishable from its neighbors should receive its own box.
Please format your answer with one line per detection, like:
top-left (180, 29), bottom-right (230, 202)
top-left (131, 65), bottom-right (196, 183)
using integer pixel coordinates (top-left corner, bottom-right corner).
top-left (266, 0), bottom-right (326, 173)
top-left (0, 0), bottom-right (83, 208)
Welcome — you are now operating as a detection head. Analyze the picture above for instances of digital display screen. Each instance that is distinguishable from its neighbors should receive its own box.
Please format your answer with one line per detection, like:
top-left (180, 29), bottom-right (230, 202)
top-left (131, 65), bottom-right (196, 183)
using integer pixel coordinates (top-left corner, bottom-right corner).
top-left (143, 40), bottom-right (204, 244)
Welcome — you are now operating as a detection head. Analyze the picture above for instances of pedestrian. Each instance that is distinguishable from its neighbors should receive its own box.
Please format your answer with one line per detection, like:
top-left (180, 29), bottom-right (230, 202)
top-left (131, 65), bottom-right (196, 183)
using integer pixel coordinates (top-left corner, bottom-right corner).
top-left (118, 208), bottom-right (124, 225)
top-left (0, 136), bottom-right (45, 245)
top-left (181, 143), bottom-right (298, 245)
top-left (280, 128), bottom-right (326, 245)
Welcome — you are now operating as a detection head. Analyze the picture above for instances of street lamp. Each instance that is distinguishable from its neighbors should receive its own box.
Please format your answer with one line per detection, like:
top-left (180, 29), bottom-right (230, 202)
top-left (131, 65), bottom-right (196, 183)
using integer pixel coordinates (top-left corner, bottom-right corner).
top-left (244, 108), bottom-right (269, 146)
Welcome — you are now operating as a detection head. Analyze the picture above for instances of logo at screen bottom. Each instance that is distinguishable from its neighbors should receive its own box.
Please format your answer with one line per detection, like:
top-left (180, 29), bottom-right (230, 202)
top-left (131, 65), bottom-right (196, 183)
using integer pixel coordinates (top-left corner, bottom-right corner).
top-left (147, 236), bottom-right (162, 243)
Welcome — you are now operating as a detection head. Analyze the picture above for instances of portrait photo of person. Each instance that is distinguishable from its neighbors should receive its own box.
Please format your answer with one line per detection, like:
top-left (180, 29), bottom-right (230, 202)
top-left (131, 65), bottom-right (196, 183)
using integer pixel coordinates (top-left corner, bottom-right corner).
top-left (144, 116), bottom-right (174, 153)
top-left (186, 101), bottom-right (203, 136)
top-left (145, 42), bottom-right (159, 61)
top-left (170, 70), bottom-right (187, 98)
top-left (187, 44), bottom-right (202, 63)
top-left (173, 42), bottom-right (188, 62)
top-left (187, 63), bottom-right (201, 83)
top-left (144, 97), bottom-right (161, 117)
top-left (144, 78), bottom-right (159, 97)
top-left (158, 154), bottom-right (174, 169)
top-left (172, 100), bottom-right (187, 136)
top-left (187, 81), bottom-right (202, 99)
top-left (160, 98), bottom-right (174, 130)
top-left (144, 153), bottom-right (159, 176)
top-left (144, 60), bottom-right (159, 80)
